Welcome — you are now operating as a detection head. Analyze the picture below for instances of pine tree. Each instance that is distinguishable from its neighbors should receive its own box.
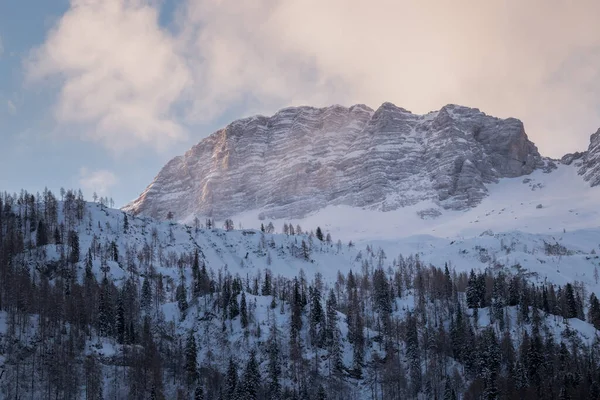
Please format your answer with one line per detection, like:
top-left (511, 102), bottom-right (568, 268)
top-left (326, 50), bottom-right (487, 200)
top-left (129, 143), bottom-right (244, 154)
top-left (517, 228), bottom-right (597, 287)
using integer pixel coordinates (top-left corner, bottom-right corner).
top-left (36, 220), bottom-right (48, 246)
top-left (317, 385), bottom-right (326, 400)
top-left (194, 385), bottom-right (204, 400)
top-left (242, 350), bottom-right (261, 400)
top-left (141, 278), bottom-right (153, 314)
top-left (301, 240), bottom-right (310, 260)
top-left (589, 293), bottom-right (600, 329)
top-left (116, 290), bottom-right (125, 344)
top-left (192, 250), bottom-right (201, 297)
top-left (492, 275), bottom-right (505, 329)
top-left (315, 227), bottom-right (324, 241)
top-left (123, 213), bottom-right (129, 233)
top-left (240, 291), bottom-right (248, 329)
top-left (325, 289), bottom-right (338, 346)
top-left (68, 230), bottom-right (80, 264)
top-left (478, 328), bottom-right (500, 399)
top-left (262, 270), bottom-right (272, 296)
top-left (176, 278), bottom-right (189, 320)
top-left (185, 330), bottom-right (199, 386)
top-left (291, 278), bottom-right (303, 337)
top-left (565, 283), bottom-right (577, 319)
top-left (466, 270), bottom-right (479, 308)
top-left (98, 276), bottom-right (114, 337)
top-left (444, 263), bottom-right (453, 300)
top-left (406, 312), bottom-right (421, 395)
top-left (229, 293), bottom-right (240, 319)
top-left (267, 320), bottom-right (281, 400)
top-left (309, 285), bottom-right (324, 348)
top-left (226, 357), bottom-right (238, 400)
top-left (443, 379), bottom-right (456, 400)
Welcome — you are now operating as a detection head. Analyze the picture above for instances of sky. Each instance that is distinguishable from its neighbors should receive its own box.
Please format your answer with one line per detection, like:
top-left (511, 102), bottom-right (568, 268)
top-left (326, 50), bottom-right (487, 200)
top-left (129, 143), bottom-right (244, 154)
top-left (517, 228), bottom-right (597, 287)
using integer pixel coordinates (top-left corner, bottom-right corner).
top-left (1, 0), bottom-right (600, 207)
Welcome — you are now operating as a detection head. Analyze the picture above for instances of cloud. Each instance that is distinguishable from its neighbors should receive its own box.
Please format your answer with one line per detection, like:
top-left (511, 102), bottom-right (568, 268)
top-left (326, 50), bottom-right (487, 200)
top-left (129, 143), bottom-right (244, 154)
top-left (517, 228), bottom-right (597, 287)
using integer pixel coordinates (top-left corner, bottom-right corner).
top-left (7, 100), bottom-right (16, 115)
top-left (28, 0), bottom-right (600, 157)
top-left (27, 0), bottom-right (190, 153)
top-left (79, 167), bottom-right (118, 197)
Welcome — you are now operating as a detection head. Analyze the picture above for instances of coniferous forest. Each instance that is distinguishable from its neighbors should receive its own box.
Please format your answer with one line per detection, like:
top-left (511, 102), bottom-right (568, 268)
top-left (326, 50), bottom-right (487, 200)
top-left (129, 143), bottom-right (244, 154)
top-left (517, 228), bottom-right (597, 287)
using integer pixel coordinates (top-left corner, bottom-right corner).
top-left (1, 189), bottom-right (600, 399)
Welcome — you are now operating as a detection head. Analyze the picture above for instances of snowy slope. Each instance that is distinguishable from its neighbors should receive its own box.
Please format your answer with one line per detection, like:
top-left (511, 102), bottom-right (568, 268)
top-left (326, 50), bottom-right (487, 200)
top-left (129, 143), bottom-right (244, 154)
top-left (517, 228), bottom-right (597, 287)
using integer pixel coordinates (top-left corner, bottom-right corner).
top-left (44, 197), bottom-right (600, 311)
top-left (36, 203), bottom-right (362, 288)
top-left (231, 163), bottom-right (600, 242)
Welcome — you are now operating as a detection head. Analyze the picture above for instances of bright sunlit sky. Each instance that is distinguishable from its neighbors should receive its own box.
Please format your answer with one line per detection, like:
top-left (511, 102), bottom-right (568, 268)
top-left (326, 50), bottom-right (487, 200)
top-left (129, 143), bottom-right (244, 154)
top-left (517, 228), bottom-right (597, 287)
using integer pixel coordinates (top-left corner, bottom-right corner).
top-left (1, 0), bottom-right (600, 206)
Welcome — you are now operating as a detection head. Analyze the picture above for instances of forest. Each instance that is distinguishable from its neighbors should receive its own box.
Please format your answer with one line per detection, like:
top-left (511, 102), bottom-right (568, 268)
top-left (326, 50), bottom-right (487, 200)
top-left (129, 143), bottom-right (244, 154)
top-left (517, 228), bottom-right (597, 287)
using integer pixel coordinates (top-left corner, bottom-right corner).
top-left (1, 189), bottom-right (600, 399)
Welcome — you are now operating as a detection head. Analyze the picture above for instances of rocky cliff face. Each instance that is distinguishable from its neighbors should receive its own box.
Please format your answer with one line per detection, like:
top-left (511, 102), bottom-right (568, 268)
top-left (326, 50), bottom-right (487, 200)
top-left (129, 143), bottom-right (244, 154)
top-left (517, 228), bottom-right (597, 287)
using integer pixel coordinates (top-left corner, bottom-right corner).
top-left (125, 102), bottom-right (544, 220)
top-left (565, 128), bottom-right (600, 186)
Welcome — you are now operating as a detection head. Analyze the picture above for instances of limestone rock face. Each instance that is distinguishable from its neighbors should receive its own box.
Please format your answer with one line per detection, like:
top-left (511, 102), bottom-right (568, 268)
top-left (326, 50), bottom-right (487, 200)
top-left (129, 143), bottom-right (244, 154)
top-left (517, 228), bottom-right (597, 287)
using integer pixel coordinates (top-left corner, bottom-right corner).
top-left (125, 102), bottom-right (543, 220)
top-left (576, 129), bottom-right (600, 186)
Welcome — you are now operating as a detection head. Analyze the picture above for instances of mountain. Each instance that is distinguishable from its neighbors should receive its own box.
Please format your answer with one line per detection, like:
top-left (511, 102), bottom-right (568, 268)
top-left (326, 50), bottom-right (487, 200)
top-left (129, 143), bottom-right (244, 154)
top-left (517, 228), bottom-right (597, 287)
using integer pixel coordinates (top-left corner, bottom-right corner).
top-left (125, 102), bottom-right (546, 221)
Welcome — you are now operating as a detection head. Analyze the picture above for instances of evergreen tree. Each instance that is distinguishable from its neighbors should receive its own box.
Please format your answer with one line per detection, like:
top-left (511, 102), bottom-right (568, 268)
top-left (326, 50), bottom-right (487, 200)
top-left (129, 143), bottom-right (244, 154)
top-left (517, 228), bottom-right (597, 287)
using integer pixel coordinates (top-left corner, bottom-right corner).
top-left (240, 291), bottom-right (248, 329)
top-left (36, 220), bottom-right (48, 246)
top-left (315, 227), bottom-right (324, 241)
top-left (267, 320), bottom-right (281, 400)
top-left (444, 263), bottom-right (453, 300)
top-left (69, 230), bottom-right (80, 264)
top-left (141, 278), bottom-right (153, 314)
top-left (229, 293), bottom-right (240, 319)
top-left (98, 276), bottom-right (114, 336)
top-left (478, 328), bottom-right (500, 399)
top-left (176, 279), bottom-right (189, 320)
top-left (242, 350), bottom-right (261, 400)
top-left (194, 385), bottom-right (204, 400)
top-left (116, 290), bottom-right (125, 344)
top-left (309, 285), bottom-right (324, 347)
top-left (123, 213), bottom-right (129, 233)
top-left (291, 278), bottom-right (303, 338)
top-left (466, 270), bottom-right (479, 308)
top-left (565, 283), bottom-right (578, 319)
top-left (589, 293), bottom-right (600, 329)
top-left (317, 385), bottom-right (326, 400)
top-left (325, 289), bottom-right (338, 346)
top-left (491, 275), bottom-right (505, 329)
top-left (443, 379), bottom-right (457, 400)
top-left (226, 357), bottom-right (238, 400)
top-left (262, 270), bottom-right (272, 296)
top-left (185, 330), bottom-right (199, 386)
top-left (406, 312), bottom-right (421, 395)
top-left (301, 240), bottom-right (310, 260)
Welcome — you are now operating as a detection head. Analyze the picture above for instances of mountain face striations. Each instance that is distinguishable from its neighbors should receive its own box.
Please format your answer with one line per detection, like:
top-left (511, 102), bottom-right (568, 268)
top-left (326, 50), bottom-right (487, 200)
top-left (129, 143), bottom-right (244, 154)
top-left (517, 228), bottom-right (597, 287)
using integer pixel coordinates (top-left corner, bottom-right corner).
top-left (563, 128), bottom-right (600, 187)
top-left (125, 102), bottom-right (544, 220)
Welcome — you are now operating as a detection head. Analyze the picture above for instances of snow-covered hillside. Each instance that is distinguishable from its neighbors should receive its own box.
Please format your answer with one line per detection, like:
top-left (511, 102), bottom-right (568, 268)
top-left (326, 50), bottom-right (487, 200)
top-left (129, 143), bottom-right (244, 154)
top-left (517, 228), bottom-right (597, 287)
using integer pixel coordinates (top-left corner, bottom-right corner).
top-left (232, 163), bottom-right (600, 242)
top-left (38, 202), bottom-right (363, 288)
top-left (82, 190), bottom-right (600, 303)
top-left (3, 187), bottom-right (600, 399)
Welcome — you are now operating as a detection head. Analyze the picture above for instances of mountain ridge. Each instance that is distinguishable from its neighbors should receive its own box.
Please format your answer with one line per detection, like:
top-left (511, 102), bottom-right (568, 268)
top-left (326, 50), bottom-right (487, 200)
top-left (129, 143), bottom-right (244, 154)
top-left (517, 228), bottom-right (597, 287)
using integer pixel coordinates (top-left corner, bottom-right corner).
top-left (125, 102), bottom-right (548, 221)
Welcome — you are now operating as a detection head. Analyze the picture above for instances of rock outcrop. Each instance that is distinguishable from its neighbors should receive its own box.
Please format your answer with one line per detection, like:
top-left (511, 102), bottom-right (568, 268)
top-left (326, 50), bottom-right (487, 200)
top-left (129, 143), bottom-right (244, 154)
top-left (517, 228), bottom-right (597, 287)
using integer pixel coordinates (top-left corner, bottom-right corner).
top-left (574, 128), bottom-right (600, 186)
top-left (125, 102), bottom-right (543, 220)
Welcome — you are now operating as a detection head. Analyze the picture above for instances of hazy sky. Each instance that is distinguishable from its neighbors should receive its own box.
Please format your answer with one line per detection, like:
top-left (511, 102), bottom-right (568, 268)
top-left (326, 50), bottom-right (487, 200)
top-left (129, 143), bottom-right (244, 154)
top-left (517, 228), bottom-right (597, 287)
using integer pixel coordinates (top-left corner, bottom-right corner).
top-left (2, 0), bottom-right (600, 206)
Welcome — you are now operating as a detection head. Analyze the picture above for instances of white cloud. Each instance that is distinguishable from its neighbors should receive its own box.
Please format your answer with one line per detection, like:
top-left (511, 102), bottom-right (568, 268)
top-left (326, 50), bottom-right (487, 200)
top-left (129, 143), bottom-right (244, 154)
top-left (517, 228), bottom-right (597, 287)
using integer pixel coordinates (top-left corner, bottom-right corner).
top-left (79, 167), bottom-right (118, 197)
top-left (7, 100), bottom-right (16, 115)
top-left (28, 0), bottom-right (600, 157)
top-left (27, 0), bottom-right (190, 153)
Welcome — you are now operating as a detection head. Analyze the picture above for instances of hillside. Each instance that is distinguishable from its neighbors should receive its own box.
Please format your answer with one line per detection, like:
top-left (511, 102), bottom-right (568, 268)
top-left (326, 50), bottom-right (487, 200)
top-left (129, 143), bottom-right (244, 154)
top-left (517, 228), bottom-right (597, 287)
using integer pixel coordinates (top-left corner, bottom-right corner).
top-left (2, 190), bottom-right (600, 399)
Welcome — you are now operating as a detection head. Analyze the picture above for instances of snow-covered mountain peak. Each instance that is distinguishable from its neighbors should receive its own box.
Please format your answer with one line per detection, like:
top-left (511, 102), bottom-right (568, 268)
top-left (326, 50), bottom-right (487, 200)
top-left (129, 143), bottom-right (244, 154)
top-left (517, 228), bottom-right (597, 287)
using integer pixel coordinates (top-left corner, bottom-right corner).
top-left (125, 102), bottom-right (543, 222)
